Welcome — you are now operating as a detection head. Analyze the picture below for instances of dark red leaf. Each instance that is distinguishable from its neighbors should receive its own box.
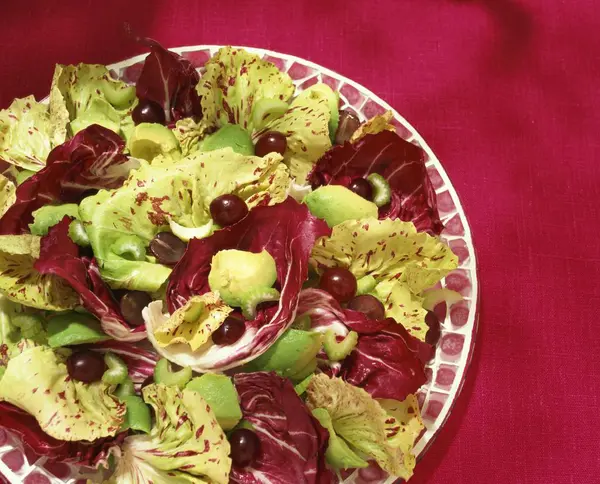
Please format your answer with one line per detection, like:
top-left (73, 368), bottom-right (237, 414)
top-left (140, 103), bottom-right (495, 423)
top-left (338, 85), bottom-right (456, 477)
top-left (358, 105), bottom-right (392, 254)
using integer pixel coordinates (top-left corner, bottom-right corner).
top-left (0, 125), bottom-right (137, 235)
top-left (231, 372), bottom-right (333, 484)
top-left (166, 198), bottom-right (330, 370)
top-left (33, 217), bottom-right (145, 342)
top-left (298, 288), bottom-right (431, 401)
top-left (307, 130), bottom-right (443, 235)
top-left (135, 41), bottom-right (202, 122)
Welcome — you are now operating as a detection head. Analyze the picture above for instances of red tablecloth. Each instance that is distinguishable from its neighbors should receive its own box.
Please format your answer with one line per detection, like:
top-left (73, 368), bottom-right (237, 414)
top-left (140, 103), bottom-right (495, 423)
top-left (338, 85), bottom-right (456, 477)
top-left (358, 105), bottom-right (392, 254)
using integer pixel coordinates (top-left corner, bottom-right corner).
top-left (2, 1), bottom-right (598, 482)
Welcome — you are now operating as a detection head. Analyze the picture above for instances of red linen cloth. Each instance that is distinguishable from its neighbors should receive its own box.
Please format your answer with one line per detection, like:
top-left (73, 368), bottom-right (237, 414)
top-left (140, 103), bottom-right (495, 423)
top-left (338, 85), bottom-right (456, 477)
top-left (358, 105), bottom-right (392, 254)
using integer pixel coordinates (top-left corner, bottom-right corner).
top-left (1, 1), bottom-right (599, 483)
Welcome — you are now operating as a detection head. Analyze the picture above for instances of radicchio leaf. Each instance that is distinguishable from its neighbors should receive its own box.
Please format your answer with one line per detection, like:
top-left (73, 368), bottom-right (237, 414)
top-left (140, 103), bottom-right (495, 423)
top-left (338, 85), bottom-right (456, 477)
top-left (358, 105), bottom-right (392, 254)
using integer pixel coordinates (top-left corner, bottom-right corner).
top-left (34, 218), bottom-right (145, 342)
top-left (135, 40), bottom-right (202, 122)
top-left (162, 198), bottom-right (330, 370)
top-left (0, 124), bottom-right (138, 235)
top-left (231, 372), bottom-right (334, 484)
top-left (89, 340), bottom-right (158, 383)
top-left (298, 289), bottom-right (431, 401)
top-left (307, 130), bottom-right (443, 235)
top-left (0, 402), bottom-right (126, 467)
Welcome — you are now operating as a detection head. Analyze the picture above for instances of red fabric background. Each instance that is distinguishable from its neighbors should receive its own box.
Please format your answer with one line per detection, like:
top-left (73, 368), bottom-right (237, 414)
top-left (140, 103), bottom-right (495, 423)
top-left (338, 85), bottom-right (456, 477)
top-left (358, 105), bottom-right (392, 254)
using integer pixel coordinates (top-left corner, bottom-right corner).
top-left (2, 1), bottom-right (598, 482)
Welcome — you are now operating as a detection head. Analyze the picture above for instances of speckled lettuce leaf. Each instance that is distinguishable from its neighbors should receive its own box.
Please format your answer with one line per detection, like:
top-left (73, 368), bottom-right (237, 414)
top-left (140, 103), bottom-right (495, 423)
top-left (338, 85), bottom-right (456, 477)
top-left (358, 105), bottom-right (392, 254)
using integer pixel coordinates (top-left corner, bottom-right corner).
top-left (0, 96), bottom-right (68, 171)
top-left (80, 149), bottom-right (288, 291)
top-left (49, 63), bottom-right (135, 139)
top-left (311, 218), bottom-right (457, 295)
top-left (0, 234), bottom-right (78, 310)
top-left (254, 84), bottom-right (332, 183)
top-left (306, 374), bottom-right (414, 480)
top-left (378, 395), bottom-right (424, 464)
top-left (108, 383), bottom-right (231, 484)
top-left (198, 46), bottom-right (295, 131)
top-left (154, 293), bottom-right (233, 351)
top-left (372, 280), bottom-right (428, 341)
top-left (0, 345), bottom-right (125, 441)
top-left (350, 110), bottom-right (396, 143)
top-left (173, 118), bottom-right (212, 157)
top-left (0, 174), bottom-right (15, 218)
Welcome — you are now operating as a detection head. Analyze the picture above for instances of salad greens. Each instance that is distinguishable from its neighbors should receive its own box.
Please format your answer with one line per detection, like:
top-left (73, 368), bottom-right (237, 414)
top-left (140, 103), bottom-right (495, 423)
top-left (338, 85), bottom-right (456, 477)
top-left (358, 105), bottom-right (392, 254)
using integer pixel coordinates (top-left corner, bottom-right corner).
top-left (108, 384), bottom-right (231, 483)
top-left (0, 344), bottom-right (126, 441)
top-left (0, 96), bottom-right (68, 171)
top-left (0, 41), bottom-right (458, 483)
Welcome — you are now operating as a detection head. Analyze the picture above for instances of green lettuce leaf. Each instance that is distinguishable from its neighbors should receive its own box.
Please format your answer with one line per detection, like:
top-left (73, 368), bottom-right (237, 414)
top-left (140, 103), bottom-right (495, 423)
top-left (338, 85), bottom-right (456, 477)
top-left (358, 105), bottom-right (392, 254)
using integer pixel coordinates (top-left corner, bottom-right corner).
top-left (80, 149), bottom-right (290, 291)
top-left (108, 383), bottom-right (231, 484)
top-left (372, 280), bottom-right (428, 341)
top-left (0, 235), bottom-right (79, 310)
top-left (0, 96), bottom-right (68, 171)
top-left (254, 84), bottom-right (332, 183)
top-left (306, 374), bottom-right (418, 480)
top-left (198, 47), bottom-right (295, 131)
top-left (173, 118), bottom-right (212, 157)
top-left (0, 174), bottom-right (15, 218)
top-left (49, 63), bottom-right (136, 140)
top-left (0, 344), bottom-right (125, 441)
top-left (154, 293), bottom-right (232, 351)
top-left (310, 218), bottom-right (457, 340)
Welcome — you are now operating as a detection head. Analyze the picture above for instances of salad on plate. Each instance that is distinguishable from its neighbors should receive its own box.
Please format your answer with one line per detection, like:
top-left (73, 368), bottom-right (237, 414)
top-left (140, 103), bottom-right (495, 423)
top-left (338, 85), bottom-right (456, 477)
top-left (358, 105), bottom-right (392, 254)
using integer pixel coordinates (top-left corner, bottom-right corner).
top-left (0, 40), bottom-right (460, 483)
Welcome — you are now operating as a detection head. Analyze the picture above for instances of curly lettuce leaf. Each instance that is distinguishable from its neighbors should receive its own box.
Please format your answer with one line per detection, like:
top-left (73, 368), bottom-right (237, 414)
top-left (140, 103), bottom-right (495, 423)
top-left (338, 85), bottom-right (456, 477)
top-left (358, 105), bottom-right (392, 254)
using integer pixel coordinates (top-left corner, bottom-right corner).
top-left (350, 111), bottom-right (395, 143)
top-left (0, 174), bottom-right (15, 218)
top-left (0, 95), bottom-right (68, 171)
top-left (0, 234), bottom-right (78, 310)
top-left (378, 395), bottom-right (424, 461)
top-left (231, 372), bottom-right (333, 484)
top-left (198, 47), bottom-right (294, 131)
top-left (80, 149), bottom-right (289, 292)
top-left (0, 124), bottom-right (139, 235)
top-left (254, 84), bottom-right (332, 183)
top-left (306, 374), bottom-right (417, 480)
top-left (108, 383), bottom-right (231, 484)
top-left (0, 344), bottom-right (125, 441)
top-left (50, 63), bottom-right (136, 138)
top-left (136, 41), bottom-right (202, 123)
top-left (173, 118), bottom-right (212, 157)
top-left (308, 130), bottom-right (443, 234)
top-left (153, 293), bottom-right (233, 351)
top-left (155, 199), bottom-right (329, 372)
top-left (311, 218), bottom-right (457, 295)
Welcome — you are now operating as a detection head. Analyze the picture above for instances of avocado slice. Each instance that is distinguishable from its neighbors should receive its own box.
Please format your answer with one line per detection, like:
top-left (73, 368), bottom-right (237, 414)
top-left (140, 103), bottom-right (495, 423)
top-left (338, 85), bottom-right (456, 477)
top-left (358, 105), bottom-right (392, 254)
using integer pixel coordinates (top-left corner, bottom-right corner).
top-left (100, 82), bottom-right (136, 109)
top-left (251, 98), bottom-right (289, 131)
top-left (128, 123), bottom-right (181, 162)
top-left (185, 374), bottom-right (242, 430)
top-left (304, 185), bottom-right (378, 227)
top-left (199, 124), bottom-right (254, 156)
top-left (47, 312), bottom-right (110, 348)
top-left (311, 407), bottom-right (369, 470)
top-left (244, 328), bottom-right (322, 381)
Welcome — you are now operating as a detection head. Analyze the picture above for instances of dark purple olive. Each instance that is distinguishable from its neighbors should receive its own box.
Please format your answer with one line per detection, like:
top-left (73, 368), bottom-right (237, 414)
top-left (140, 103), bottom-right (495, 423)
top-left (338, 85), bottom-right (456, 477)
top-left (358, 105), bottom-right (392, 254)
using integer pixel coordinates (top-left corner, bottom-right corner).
top-left (132, 99), bottom-right (166, 125)
top-left (348, 178), bottom-right (373, 201)
top-left (319, 267), bottom-right (357, 303)
top-left (67, 351), bottom-right (106, 383)
top-left (254, 131), bottom-right (287, 157)
top-left (212, 316), bottom-right (246, 346)
top-left (229, 428), bottom-right (261, 467)
top-left (149, 232), bottom-right (187, 266)
top-left (335, 110), bottom-right (361, 145)
top-left (209, 194), bottom-right (248, 227)
top-left (347, 295), bottom-right (386, 320)
top-left (425, 311), bottom-right (441, 346)
top-left (120, 291), bottom-right (152, 327)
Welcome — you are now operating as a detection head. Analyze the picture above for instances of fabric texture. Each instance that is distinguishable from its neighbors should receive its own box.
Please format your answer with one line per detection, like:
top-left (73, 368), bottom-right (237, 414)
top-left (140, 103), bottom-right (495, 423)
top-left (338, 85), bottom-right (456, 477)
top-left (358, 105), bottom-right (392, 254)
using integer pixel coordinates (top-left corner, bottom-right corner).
top-left (1, 1), bottom-right (599, 482)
